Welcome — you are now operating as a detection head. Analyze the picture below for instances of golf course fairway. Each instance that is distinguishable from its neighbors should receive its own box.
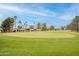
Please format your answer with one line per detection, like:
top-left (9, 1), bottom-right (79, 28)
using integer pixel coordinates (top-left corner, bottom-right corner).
top-left (0, 31), bottom-right (79, 56)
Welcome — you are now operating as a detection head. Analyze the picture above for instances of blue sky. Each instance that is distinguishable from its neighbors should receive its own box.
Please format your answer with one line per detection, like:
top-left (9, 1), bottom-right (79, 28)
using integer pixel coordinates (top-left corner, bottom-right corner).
top-left (0, 3), bottom-right (79, 28)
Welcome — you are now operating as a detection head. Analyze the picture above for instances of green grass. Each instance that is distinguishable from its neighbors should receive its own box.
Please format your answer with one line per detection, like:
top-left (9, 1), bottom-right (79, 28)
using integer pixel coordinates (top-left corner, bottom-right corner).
top-left (0, 31), bottom-right (79, 56)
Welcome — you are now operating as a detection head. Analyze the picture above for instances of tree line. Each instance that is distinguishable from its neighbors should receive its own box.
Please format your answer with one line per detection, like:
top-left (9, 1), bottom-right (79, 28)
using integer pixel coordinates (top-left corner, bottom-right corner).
top-left (0, 16), bottom-right (54, 32)
top-left (1, 16), bottom-right (79, 33)
top-left (66, 16), bottom-right (79, 32)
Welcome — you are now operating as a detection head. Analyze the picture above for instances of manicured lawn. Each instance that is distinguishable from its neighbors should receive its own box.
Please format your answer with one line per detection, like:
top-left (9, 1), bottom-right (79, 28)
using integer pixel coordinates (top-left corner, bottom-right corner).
top-left (0, 31), bottom-right (79, 56)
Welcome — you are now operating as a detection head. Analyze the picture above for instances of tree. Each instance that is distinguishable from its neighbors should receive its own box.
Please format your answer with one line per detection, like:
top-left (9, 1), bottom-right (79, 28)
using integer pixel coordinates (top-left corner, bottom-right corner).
top-left (14, 16), bottom-right (17, 20)
top-left (75, 16), bottom-right (79, 32)
top-left (24, 21), bottom-right (27, 29)
top-left (66, 16), bottom-right (79, 32)
top-left (50, 25), bottom-right (54, 30)
top-left (61, 26), bottom-right (65, 30)
top-left (18, 20), bottom-right (22, 29)
top-left (13, 16), bottom-right (17, 27)
top-left (13, 16), bottom-right (17, 32)
top-left (17, 25), bottom-right (22, 29)
top-left (37, 22), bottom-right (41, 29)
top-left (67, 22), bottom-right (77, 31)
top-left (29, 25), bottom-right (34, 29)
top-left (18, 21), bottom-right (22, 24)
top-left (41, 23), bottom-right (47, 31)
top-left (1, 17), bottom-right (15, 32)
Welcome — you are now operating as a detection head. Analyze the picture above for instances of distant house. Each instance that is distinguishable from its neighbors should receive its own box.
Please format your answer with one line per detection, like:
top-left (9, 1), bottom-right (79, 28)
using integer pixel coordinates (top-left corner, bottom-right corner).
top-left (0, 24), bottom-right (42, 32)
top-left (12, 28), bottom-right (25, 32)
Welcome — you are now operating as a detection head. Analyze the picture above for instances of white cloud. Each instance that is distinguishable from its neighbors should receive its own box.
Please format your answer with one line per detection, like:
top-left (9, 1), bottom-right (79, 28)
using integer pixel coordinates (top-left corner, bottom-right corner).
top-left (57, 5), bottom-right (79, 21)
top-left (66, 5), bottom-right (79, 15)
top-left (0, 4), bottom-right (22, 12)
top-left (31, 9), bottom-right (56, 17)
top-left (58, 14), bottom-right (75, 20)
top-left (0, 4), bottom-right (57, 17)
top-left (39, 9), bottom-right (57, 17)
